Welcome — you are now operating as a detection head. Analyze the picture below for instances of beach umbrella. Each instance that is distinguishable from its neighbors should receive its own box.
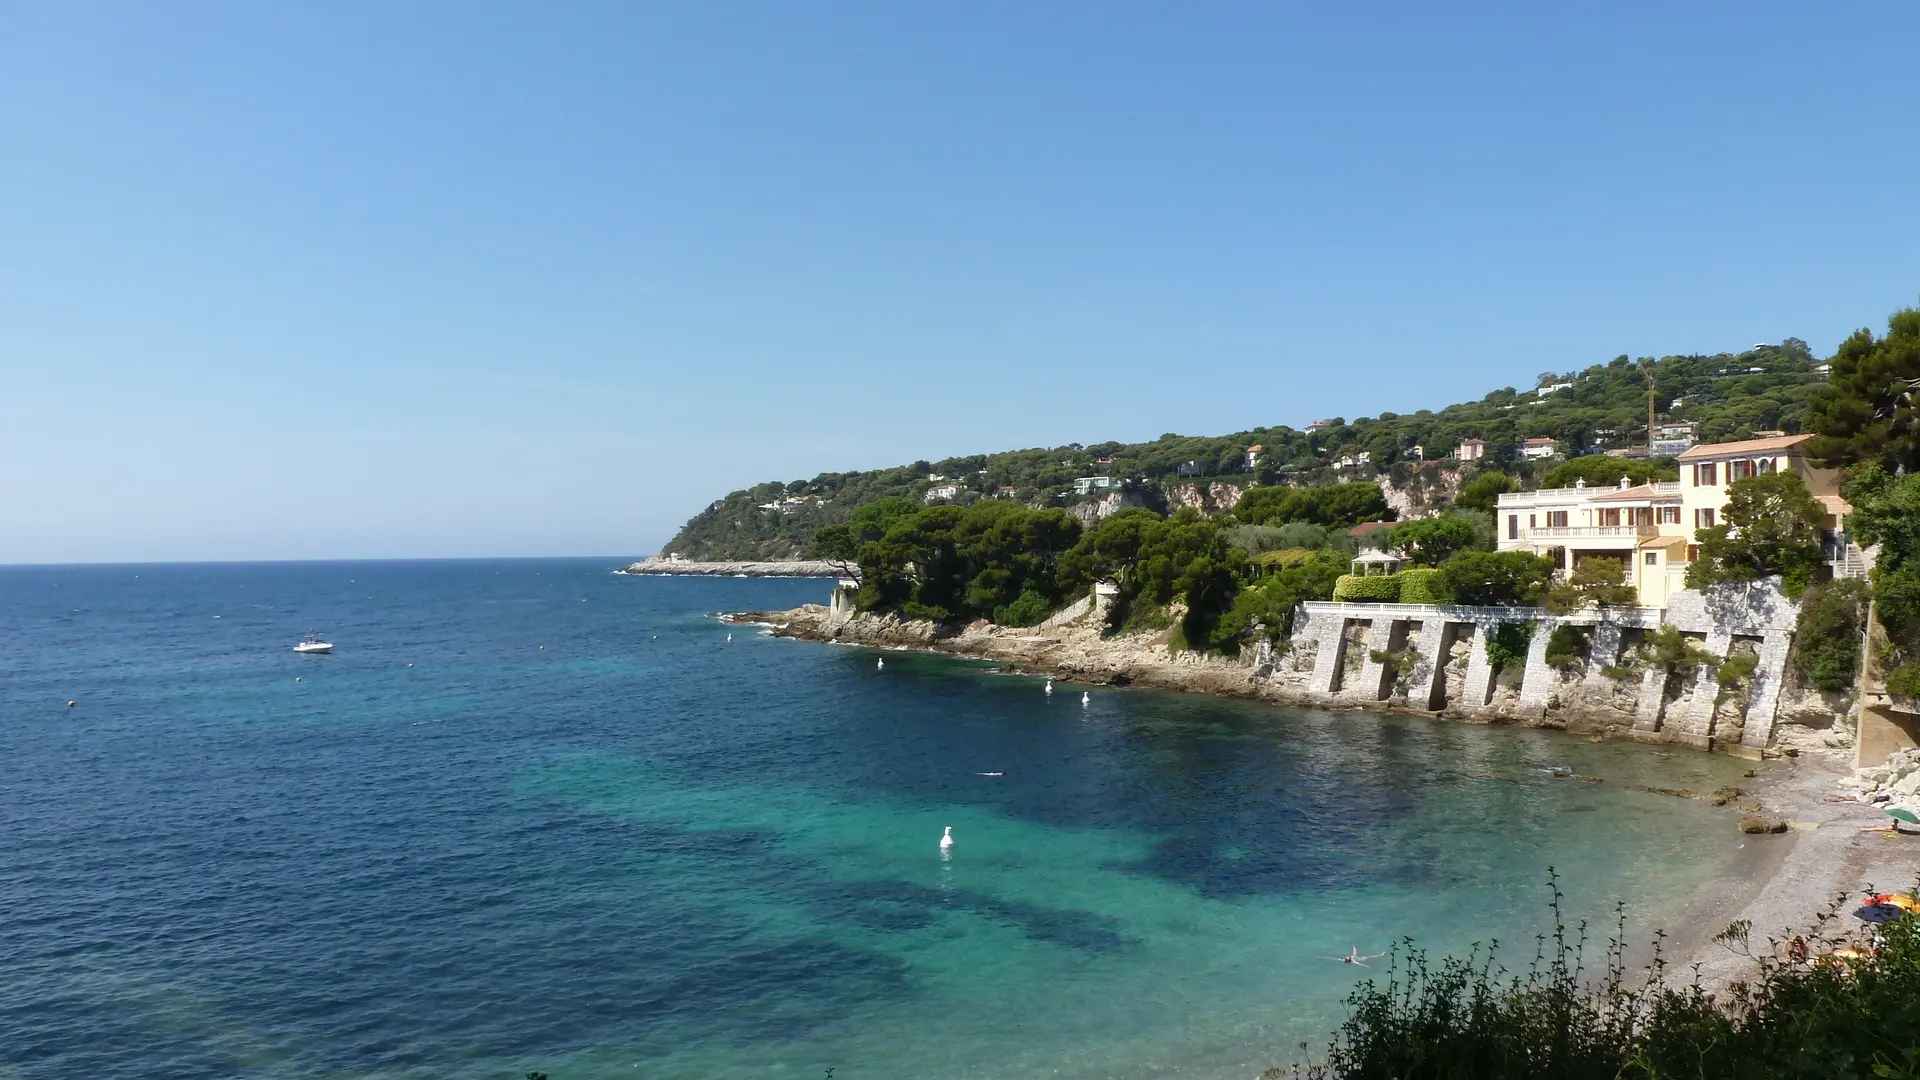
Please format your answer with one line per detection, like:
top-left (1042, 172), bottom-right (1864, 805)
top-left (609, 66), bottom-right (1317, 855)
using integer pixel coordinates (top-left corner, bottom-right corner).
top-left (1887, 808), bottom-right (1920, 827)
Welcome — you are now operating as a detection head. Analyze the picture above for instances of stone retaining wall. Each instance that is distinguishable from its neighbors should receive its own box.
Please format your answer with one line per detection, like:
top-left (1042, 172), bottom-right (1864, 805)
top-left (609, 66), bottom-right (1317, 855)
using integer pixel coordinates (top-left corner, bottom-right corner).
top-left (1291, 585), bottom-right (1799, 754)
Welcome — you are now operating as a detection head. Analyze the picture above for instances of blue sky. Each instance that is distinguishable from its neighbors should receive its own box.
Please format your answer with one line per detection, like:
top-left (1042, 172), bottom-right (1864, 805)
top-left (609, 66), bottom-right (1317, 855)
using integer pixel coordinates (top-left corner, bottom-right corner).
top-left (3, 2), bottom-right (1916, 563)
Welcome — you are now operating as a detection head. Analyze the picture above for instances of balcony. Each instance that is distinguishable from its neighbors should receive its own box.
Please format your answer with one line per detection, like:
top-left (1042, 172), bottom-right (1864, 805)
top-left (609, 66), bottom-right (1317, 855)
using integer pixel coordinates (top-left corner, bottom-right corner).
top-left (1527, 524), bottom-right (1657, 541)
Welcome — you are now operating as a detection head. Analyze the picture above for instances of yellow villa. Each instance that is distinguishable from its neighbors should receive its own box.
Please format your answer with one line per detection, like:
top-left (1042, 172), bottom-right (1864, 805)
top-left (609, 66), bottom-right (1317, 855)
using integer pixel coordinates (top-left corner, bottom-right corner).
top-left (1494, 433), bottom-right (1859, 609)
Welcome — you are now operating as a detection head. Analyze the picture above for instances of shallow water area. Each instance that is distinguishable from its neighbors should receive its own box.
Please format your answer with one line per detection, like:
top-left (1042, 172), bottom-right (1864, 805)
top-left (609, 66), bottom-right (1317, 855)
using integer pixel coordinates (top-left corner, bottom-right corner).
top-left (0, 560), bottom-right (1756, 1079)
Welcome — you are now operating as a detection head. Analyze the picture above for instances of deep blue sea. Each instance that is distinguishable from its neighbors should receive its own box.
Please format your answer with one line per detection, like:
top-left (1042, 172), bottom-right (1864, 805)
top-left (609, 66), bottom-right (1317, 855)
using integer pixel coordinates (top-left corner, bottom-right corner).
top-left (0, 559), bottom-right (1757, 1079)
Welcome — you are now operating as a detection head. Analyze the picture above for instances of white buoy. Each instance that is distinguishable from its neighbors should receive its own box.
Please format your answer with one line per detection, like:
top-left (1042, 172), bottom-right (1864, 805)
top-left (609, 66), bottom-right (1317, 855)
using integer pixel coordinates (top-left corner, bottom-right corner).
top-left (939, 826), bottom-right (954, 850)
top-left (877, 657), bottom-right (885, 670)
top-left (727, 633), bottom-right (733, 643)
top-left (1044, 678), bottom-right (1053, 695)
top-left (1081, 691), bottom-right (1090, 707)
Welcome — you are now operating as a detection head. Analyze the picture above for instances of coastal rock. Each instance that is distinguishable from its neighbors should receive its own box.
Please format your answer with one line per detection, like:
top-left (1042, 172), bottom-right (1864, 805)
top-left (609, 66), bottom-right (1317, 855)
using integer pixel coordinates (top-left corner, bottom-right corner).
top-left (622, 557), bottom-right (839, 577)
top-left (1066, 491), bottom-right (1148, 527)
top-left (1738, 814), bottom-right (1790, 834)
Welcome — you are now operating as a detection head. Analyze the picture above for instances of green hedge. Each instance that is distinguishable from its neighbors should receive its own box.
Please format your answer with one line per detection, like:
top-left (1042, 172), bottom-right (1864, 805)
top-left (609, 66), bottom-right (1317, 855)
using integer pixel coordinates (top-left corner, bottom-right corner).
top-left (1397, 567), bottom-right (1455, 604)
top-left (1333, 573), bottom-right (1401, 602)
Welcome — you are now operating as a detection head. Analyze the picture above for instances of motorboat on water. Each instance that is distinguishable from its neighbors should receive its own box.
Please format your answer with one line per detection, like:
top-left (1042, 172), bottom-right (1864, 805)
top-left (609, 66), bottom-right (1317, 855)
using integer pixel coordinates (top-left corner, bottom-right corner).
top-left (293, 634), bottom-right (333, 654)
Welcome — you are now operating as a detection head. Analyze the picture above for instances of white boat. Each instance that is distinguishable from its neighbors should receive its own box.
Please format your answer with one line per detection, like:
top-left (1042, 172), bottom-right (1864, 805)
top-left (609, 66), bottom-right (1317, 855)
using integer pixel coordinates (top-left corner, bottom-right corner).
top-left (293, 634), bottom-right (333, 654)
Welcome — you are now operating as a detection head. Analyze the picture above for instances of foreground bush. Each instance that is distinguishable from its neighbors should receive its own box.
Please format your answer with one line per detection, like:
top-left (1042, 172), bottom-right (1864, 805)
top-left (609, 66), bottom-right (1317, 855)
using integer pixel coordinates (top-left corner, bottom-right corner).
top-left (1282, 873), bottom-right (1920, 1080)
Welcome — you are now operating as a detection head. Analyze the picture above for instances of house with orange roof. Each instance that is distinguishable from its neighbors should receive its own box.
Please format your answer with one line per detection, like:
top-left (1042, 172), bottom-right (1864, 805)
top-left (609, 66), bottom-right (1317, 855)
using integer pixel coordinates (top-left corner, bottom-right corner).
top-left (1494, 433), bottom-right (1862, 608)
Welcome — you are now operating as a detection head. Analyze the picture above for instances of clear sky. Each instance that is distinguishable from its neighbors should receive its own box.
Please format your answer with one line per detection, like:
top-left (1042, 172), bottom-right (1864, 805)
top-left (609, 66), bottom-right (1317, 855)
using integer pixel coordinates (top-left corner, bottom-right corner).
top-left (3, 2), bottom-right (1917, 564)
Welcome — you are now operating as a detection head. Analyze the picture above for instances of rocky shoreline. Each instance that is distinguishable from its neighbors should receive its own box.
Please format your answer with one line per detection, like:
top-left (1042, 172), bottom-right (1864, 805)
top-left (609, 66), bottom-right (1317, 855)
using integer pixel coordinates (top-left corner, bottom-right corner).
top-left (725, 601), bottom-right (1297, 705)
top-left (724, 601), bottom-right (1848, 750)
top-left (620, 557), bottom-right (841, 577)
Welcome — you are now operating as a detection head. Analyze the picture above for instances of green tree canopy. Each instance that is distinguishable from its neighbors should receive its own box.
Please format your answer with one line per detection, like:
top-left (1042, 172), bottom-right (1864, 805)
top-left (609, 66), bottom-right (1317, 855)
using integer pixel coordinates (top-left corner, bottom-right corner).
top-left (1453, 471), bottom-right (1517, 513)
top-left (810, 496), bottom-right (920, 580)
top-left (1844, 466), bottom-right (1920, 696)
top-left (1442, 550), bottom-right (1554, 606)
top-left (1380, 515), bottom-right (1485, 567)
top-left (1792, 579), bottom-right (1870, 692)
top-left (1805, 304), bottom-right (1920, 474)
top-left (1546, 556), bottom-right (1638, 614)
top-left (1684, 471), bottom-right (1827, 598)
top-left (1539, 456), bottom-right (1678, 489)
top-left (1224, 549), bottom-right (1349, 642)
top-left (1234, 483), bottom-right (1393, 529)
top-left (854, 501), bottom-right (1083, 622)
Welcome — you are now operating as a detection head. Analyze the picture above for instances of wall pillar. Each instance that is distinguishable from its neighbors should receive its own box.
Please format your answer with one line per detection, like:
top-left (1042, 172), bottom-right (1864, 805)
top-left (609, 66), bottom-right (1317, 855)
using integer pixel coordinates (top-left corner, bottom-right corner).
top-left (1517, 617), bottom-right (1562, 718)
top-left (1632, 667), bottom-right (1670, 738)
top-left (1458, 622), bottom-right (1498, 711)
top-left (1582, 622), bottom-right (1624, 694)
top-left (1740, 630), bottom-right (1794, 751)
top-left (1348, 618), bottom-right (1398, 702)
top-left (1411, 620), bottom-right (1454, 711)
top-left (1308, 618), bottom-right (1349, 695)
top-left (1672, 631), bottom-right (1732, 749)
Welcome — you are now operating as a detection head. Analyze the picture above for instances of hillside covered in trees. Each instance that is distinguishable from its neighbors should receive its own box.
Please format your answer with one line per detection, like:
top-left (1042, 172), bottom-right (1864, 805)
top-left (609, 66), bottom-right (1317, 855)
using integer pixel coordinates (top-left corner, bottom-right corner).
top-left (665, 340), bottom-right (1824, 561)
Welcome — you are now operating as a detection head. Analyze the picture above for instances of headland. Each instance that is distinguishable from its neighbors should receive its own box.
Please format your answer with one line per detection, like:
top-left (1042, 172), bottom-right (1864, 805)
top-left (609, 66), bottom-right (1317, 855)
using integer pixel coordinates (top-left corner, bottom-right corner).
top-left (620, 556), bottom-right (839, 577)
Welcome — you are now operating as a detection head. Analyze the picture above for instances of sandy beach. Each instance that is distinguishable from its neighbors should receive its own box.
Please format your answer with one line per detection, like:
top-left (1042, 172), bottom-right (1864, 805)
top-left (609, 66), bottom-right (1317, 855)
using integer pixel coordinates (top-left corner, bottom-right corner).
top-left (1676, 749), bottom-right (1920, 988)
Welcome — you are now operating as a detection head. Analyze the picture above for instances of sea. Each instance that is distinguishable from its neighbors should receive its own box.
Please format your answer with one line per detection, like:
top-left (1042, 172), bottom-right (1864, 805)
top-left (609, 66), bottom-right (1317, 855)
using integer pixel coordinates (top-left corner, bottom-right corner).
top-left (0, 558), bottom-right (1758, 1080)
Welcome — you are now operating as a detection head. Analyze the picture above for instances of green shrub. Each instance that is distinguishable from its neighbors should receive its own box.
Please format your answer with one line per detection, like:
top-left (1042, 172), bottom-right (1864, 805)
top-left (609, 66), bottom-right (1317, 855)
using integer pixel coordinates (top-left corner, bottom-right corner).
top-left (1717, 650), bottom-right (1760, 688)
top-left (1543, 624), bottom-right (1590, 669)
top-left (1224, 524), bottom-right (1291, 555)
top-left (1266, 521), bottom-right (1336, 551)
top-left (1792, 579), bottom-right (1869, 692)
top-left (1484, 621), bottom-right (1535, 673)
top-left (1255, 546), bottom-right (1321, 569)
top-left (1121, 601), bottom-right (1174, 633)
top-left (1888, 660), bottom-right (1920, 701)
top-left (1288, 872), bottom-right (1920, 1080)
top-left (1397, 567), bottom-right (1455, 605)
top-left (1646, 624), bottom-right (1713, 670)
top-left (993, 587), bottom-right (1053, 627)
top-left (1334, 573), bottom-right (1401, 602)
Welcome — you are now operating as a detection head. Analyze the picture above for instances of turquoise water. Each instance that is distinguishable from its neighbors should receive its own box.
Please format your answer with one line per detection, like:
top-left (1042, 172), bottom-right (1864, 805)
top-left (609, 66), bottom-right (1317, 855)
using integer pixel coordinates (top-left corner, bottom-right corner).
top-left (0, 560), bottom-right (1754, 1079)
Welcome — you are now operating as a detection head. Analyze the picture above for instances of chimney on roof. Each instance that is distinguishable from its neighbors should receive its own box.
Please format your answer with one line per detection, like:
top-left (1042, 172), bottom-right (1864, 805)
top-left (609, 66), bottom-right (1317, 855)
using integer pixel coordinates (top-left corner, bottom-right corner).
top-left (1620, 476), bottom-right (1631, 489)
top-left (1575, 479), bottom-right (1587, 489)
